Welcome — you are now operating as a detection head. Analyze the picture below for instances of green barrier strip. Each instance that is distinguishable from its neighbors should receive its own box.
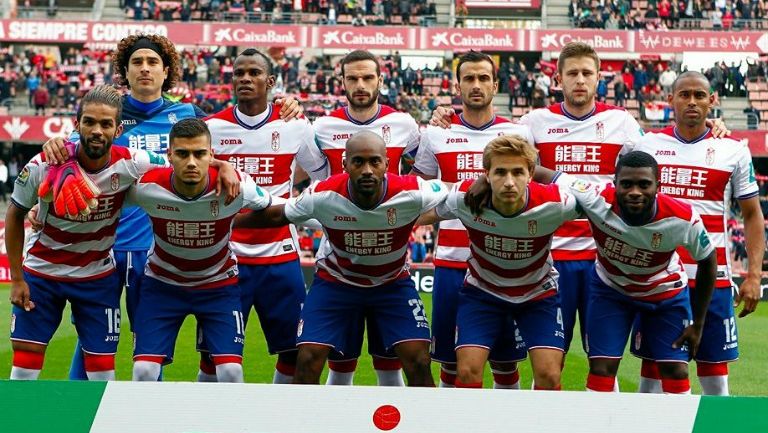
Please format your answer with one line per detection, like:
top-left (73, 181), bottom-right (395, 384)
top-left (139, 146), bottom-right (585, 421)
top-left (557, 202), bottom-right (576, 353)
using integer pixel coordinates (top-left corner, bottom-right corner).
top-left (693, 396), bottom-right (768, 433)
top-left (0, 380), bottom-right (106, 433)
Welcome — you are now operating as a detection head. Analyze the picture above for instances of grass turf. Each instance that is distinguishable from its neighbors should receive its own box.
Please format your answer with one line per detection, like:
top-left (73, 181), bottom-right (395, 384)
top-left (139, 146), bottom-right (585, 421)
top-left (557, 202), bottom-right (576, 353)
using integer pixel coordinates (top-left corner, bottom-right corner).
top-left (0, 285), bottom-right (765, 394)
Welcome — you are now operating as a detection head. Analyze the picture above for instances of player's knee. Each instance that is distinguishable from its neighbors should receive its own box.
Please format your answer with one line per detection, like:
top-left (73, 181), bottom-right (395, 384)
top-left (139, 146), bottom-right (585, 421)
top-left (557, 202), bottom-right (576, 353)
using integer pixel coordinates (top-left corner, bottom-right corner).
top-left (456, 363), bottom-right (484, 383)
top-left (658, 362), bottom-right (688, 380)
top-left (398, 347), bottom-right (431, 371)
top-left (296, 345), bottom-right (329, 371)
top-left (533, 367), bottom-right (561, 389)
top-left (132, 360), bottom-right (162, 381)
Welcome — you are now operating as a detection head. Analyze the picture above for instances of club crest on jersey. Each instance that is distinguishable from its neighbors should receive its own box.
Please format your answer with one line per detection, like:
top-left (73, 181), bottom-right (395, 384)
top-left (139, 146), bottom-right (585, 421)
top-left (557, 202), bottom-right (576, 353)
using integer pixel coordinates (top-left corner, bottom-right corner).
top-left (706, 147), bottom-right (715, 165)
top-left (571, 179), bottom-right (592, 192)
top-left (528, 220), bottom-right (537, 235)
top-left (110, 173), bottom-right (120, 191)
top-left (382, 125), bottom-right (391, 144)
top-left (168, 113), bottom-right (178, 124)
top-left (16, 167), bottom-right (29, 185)
top-left (210, 200), bottom-right (219, 217)
top-left (596, 121), bottom-right (605, 141)
top-left (271, 131), bottom-right (280, 151)
top-left (651, 232), bottom-right (663, 250)
top-left (387, 208), bottom-right (397, 226)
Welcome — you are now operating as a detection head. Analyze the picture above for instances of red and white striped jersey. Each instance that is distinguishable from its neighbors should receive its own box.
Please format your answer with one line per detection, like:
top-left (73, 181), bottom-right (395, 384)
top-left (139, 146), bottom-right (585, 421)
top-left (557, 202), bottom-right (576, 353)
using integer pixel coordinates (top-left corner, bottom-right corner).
top-left (130, 167), bottom-right (272, 289)
top-left (436, 179), bottom-right (579, 303)
top-left (313, 105), bottom-right (420, 175)
top-left (11, 147), bottom-right (166, 281)
top-left (206, 104), bottom-right (328, 265)
top-left (556, 174), bottom-right (714, 301)
top-left (631, 126), bottom-right (759, 288)
top-left (521, 102), bottom-right (645, 261)
top-left (284, 173), bottom-right (447, 287)
top-left (413, 114), bottom-right (534, 269)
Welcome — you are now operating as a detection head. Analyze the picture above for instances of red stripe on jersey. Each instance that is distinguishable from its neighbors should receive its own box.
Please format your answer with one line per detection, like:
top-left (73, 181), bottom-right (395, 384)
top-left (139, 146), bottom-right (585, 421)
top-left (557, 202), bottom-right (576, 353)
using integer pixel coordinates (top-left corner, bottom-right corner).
top-left (231, 226), bottom-right (292, 244)
top-left (634, 287), bottom-right (684, 302)
top-left (467, 230), bottom-right (553, 261)
top-left (42, 218), bottom-right (120, 245)
top-left (22, 265), bottom-right (115, 282)
top-left (653, 193), bottom-right (694, 222)
top-left (657, 165), bottom-right (732, 202)
top-left (554, 220), bottom-right (592, 238)
top-left (595, 253), bottom-right (675, 283)
top-left (153, 243), bottom-right (231, 272)
top-left (316, 267), bottom-right (410, 287)
top-left (435, 152), bottom-right (484, 183)
top-left (215, 153), bottom-right (295, 187)
top-left (28, 242), bottom-right (111, 266)
top-left (325, 224), bottom-right (413, 258)
top-left (537, 142), bottom-right (622, 175)
top-left (678, 246), bottom-right (726, 264)
top-left (332, 254), bottom-right (407, 278)
top-left (236, 252), bottom-right (298, 265)
top-left (107, 146), bottom-right (133, 165)
top-left (469, 264), bottom-right (557, 299)
top-left (436, 229), bottom-right (469, 247)
top-left (150, 216), bottom-right (235, 247)
top-left (592, 225), bottom-right (677, 270)
top-left (700, 214), bottom-right (726, 233)
top-left (318, 264), bottom-right (372, 286)
top-left (551, 250), bottom-right (596, 261)
top-left (596, 255), bottom-right (680, 288)
top-left (147, 260), bottom-right (238, 289)
top-left (470, 245), bottom-right (551, 279)
top-left (433, 259), bottom-right (468, 269)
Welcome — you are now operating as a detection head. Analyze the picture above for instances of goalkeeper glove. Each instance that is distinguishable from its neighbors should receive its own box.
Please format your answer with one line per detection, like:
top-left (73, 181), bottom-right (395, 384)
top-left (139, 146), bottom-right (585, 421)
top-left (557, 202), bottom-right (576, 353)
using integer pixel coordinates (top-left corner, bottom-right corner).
top-left (38, 143), bottom-right (100, 219)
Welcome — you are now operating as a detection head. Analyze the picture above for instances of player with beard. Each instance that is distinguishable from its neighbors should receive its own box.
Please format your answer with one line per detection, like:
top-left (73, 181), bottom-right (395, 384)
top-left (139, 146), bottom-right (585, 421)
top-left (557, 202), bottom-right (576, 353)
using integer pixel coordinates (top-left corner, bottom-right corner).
top-left (411, 51), bottom-right (534, 389)
top-left (198, 49), bottom-right (328, 383)
top-left (39, 35), bottom-right (299, 380)
top-left (313, 50), bottom-right (420, 386)
top-left (432, 43), bottom-right (644, 388)
top-left (6, 86), bottom-right (168, 380)
top-left (234, 132), bottom-right (444, 387)
top-left (629, 72), bottom-right (764, 395)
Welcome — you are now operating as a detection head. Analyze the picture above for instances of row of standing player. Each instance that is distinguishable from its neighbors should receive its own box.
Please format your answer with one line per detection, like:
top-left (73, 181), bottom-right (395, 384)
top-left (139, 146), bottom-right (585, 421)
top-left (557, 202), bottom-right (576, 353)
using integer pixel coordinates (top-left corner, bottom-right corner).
top-left (10, 35), bottom-right (764, 393)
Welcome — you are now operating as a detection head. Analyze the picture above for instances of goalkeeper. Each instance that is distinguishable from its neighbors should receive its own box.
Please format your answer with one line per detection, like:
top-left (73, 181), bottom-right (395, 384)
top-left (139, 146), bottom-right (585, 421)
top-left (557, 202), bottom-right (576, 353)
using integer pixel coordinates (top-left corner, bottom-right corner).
top-left (6, 86), bottom-right (176, 380)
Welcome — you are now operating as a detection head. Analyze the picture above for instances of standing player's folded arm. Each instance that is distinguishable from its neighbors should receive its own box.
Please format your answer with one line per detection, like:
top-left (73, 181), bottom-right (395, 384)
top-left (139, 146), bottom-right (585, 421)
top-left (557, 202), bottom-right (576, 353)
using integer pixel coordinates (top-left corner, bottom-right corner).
top-left (232, 204), bottom-right (289, 229)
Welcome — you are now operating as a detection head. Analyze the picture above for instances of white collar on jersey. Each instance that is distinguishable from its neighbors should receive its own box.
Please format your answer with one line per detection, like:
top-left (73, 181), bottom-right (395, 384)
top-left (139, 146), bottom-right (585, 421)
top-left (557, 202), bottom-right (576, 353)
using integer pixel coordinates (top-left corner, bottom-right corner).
top-left (560, 102), bottom-right (597, 121)
top-left (673, 126), bottom-right (711, 144)
top-left (346, 176), bottom-right (389, 210)
top-left (234, 104), bottom-right (272, 129)
top-left (345, 105), bottom-right (382, 125)
top-left (458, 113), bottom-right (497, 131)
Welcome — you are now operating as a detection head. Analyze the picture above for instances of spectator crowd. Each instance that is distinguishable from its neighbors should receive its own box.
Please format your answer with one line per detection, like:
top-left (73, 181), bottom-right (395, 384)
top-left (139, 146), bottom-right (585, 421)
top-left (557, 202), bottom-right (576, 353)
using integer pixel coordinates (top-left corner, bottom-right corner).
top-left (571, 0), bottom-right (766, 30)
top-left (127, 0), bottom-right (437, 26)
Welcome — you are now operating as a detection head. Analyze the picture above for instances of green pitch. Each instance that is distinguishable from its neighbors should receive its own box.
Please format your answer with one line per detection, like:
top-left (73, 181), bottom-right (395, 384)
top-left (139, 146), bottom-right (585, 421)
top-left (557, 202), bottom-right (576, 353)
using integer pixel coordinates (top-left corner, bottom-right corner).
top-left (0, 285), bottom-right (765, 394)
